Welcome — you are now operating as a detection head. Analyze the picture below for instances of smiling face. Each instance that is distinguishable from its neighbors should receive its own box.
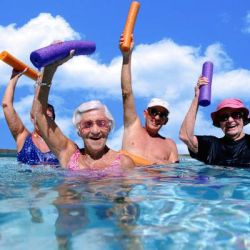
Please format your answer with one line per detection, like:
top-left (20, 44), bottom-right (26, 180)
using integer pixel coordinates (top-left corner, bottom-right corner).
top-left (218, 108), bottom-right (245, 140)
top-left (144, 106), bottom-right (168, 136)
top-left (77, 109), bottom-right (111, 154)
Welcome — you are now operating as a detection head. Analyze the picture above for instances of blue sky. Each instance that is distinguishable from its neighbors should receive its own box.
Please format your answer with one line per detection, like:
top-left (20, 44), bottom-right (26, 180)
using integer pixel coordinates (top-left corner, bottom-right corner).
top-left (1, 0), bottom-right (250, 153)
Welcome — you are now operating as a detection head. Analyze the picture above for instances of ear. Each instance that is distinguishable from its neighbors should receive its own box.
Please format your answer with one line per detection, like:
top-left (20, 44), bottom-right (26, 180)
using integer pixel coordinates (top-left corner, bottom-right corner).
top-left (77, 128), bottom-right (81, 137)
top-left (30, 113), bottom-right (34, 124)
top-left (143, 109), bottom-right (148, 119)
top-left (163, 117), bottom-right (169, 125)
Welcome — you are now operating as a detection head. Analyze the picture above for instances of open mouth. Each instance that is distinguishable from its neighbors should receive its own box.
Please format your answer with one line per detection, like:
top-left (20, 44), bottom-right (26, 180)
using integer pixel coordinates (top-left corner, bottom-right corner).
top-left (151, 121), bottom-right (161, 126)
top-left (90, 137), bottom-right (102, 141)
top-left (225, 124), bottom-right (238, 132)
top-left (226, 124), bottom-right (237, 129)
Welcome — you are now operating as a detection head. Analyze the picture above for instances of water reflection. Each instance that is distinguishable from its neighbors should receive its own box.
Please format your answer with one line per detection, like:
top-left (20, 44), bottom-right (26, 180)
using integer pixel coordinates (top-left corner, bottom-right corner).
top-left (52, 176), bottom-right (143, 249)
top-left (54, 183), bottom-right (88, 250)
top-left (3, 159), bottom-right (250, 249)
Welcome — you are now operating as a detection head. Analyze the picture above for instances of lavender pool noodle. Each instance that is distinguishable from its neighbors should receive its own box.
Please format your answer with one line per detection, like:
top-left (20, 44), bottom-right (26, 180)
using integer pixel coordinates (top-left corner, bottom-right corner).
top-left (30, 40), bottom-right (96, 69)
top-left (198, 61), bottom-right (214, 107)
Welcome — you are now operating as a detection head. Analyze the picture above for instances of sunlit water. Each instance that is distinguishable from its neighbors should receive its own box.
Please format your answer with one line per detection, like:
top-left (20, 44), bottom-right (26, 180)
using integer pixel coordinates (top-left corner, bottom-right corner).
top-left (0, 156), bottom-right (250, 250)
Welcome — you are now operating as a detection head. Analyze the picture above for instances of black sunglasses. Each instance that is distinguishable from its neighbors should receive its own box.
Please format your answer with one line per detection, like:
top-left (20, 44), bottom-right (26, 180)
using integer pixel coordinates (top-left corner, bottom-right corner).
top-left (218, 111), bottom-right (243, 122)
top-left (148, 108), bottom-right (168, 120)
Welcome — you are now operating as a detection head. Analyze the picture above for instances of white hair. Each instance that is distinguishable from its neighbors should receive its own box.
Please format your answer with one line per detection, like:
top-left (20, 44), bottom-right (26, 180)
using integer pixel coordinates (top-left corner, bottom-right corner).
top-left (72, 100), bottom-right (115, 130)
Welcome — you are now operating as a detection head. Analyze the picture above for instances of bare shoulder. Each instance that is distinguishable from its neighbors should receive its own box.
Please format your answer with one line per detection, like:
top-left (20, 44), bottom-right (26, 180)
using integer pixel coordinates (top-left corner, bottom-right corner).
top-left (120, 154), bottom-right (135, 168)
top-left (164, 137), bottom-right (179, 163)
top-left (164, 137), bottom-right (177, 147)
top-left (58, 139), bottom-right (78, 167)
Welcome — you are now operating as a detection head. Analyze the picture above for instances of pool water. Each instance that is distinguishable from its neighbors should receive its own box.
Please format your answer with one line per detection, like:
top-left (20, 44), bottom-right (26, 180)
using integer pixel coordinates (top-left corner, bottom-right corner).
top-left (0, 156), bottom-right (250, 250)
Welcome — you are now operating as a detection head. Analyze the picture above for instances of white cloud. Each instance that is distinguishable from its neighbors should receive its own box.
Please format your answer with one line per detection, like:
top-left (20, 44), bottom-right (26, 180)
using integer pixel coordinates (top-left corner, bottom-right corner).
top-left (56, 117), bottom-right (75, 139)
top-left (213, 69), bottom-right (250, 99)
top-left (50, 39), bottom-right (235, 108)
top-left (0, 13), bottom-right (80, 53)
top-left (0, 13), bottom-right (80, 86)
top-left (2, 13), bottom-right (250, 156)
top-left (107, 126), bottom-right (124, 151)
top-left (242, 11), bottom-right (250, 33)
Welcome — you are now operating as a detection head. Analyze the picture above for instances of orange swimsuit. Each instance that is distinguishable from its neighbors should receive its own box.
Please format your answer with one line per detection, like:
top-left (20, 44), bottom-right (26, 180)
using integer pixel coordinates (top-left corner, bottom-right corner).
top-left (120, 150), bottom-right (152, 166)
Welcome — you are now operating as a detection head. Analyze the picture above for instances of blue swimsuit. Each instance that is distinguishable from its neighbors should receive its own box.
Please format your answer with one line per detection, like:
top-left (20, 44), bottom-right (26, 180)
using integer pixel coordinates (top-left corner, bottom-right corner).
top-left (17, 134), bottom-right (59, 165)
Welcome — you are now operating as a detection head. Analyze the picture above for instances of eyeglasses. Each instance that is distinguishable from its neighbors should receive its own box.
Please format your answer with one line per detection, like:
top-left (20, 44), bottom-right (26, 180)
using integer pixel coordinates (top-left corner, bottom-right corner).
top-left (218, 111), bottom-right (244, 122)
top-left (148, 108), bottom-right (168, 120)
top-left (79, 119), bottom-right (110, 130)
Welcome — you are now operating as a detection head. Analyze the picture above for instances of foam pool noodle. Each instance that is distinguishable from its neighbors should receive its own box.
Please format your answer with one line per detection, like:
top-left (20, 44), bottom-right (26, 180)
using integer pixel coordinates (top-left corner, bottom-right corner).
top-left (0, 51), bottom-right (39, 81)
top-left (30, 40), bottom-right (96, 69)
top-left (121, 1), bottom-right (140, 52)
top-left (198, 61), bottom-right (214, 107)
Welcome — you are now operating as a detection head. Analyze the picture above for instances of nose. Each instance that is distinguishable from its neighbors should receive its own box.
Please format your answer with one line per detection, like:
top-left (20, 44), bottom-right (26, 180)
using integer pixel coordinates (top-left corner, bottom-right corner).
top-left (90, 123), bottom-right (101, 134)
top-left (227, 115), bottom-right (234, 122)
top-left (154, 114), bottom-right (161, 120)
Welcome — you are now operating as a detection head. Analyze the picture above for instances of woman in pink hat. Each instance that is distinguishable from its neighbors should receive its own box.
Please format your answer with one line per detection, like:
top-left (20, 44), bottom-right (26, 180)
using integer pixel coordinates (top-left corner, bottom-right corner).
top-left (179, 76), bottom-right (250, 167)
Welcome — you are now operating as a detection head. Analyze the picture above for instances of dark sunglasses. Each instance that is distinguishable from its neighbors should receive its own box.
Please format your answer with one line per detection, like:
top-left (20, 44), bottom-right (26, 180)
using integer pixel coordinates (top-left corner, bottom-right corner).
top-left (79, 119), bottom-right (110, 130)
top-left (148, 108), bottom-right (168, 120)
top-left (218, 111), bottom-right (243, 122)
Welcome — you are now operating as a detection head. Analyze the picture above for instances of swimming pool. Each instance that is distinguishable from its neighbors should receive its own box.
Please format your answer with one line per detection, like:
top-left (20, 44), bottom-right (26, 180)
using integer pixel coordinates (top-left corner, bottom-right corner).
top-left (0, 156), bottom-right (250, 250)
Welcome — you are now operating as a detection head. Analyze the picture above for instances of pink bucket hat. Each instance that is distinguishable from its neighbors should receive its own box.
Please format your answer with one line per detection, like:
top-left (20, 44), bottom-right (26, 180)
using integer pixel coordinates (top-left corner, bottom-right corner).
top-left (211, 98), bottom-right (249, 127)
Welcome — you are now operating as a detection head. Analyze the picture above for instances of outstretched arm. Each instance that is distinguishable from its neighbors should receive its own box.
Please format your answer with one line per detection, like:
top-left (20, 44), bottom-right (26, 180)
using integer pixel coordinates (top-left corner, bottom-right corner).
top-left (32, 52), bottom-right (77, 167)
top-left (119, 34), bottom-right (138, 127)
top-left (179, 76), bottom-right (208, 153)
top-left (2, 69), bottom-right (29, 151)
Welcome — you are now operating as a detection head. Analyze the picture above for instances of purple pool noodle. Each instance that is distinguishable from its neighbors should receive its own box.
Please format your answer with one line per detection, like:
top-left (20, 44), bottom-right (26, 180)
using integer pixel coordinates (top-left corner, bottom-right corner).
top-left (198, 61), bottom-right (214, 107)
top-left (30, 40), bottom-right (96, 69)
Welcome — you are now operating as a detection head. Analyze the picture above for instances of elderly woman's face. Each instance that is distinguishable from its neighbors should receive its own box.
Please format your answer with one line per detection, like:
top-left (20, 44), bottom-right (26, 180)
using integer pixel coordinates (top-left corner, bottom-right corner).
top-left (218, 108), bottom-right (244, 140)
top-left (78, 109), bottom-right (111, 152)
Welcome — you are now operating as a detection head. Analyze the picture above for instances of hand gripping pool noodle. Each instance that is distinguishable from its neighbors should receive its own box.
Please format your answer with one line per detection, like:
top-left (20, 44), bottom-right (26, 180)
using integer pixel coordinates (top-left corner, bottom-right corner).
top-left (30, 40), bottom-right (96, 69)
top-left (0, 51), bottom-right (39, 81)
top-left (198, 61), bottom-right (214, 107)
top-left (121, 1), bottom-right (140, 52)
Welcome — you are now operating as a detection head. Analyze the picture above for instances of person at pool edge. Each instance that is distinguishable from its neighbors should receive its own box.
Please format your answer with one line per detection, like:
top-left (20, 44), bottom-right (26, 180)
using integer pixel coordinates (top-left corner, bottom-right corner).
top-left (119, 34), bottom-right (179, 165)
top-left (31, 50), bottom-right (134, 172)
top-left (2, 68), bottom-right (59, 165)
top-left (179, 76), bottom-right (250, 167)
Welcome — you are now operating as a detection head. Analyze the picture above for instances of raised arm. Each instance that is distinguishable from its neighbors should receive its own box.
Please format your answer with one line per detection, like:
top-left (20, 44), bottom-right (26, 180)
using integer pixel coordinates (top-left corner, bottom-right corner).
top-left (179, 77), bottom-right (208, 153)
top-left (2, 69), bottom-right (30, 151)
top-left (119, 34), bottom-right (138, 127)
top-left (32, 52), bottom-right (76, 167)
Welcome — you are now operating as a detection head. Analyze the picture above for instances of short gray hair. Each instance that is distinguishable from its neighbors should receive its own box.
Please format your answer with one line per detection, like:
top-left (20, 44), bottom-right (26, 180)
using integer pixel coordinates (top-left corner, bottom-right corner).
top-left (72, 100), bottom-right (115, 130)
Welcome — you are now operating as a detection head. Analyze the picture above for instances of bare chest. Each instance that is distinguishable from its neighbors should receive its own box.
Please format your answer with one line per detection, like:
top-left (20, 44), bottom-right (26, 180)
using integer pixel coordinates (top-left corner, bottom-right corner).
top-left (123, 129), bottom-right (172, 164)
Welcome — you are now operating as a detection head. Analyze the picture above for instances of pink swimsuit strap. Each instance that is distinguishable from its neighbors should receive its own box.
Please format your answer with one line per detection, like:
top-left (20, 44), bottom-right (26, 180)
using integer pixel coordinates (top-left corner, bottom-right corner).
top-left (67, 149), bottom-right (81, 170)
top-left (66, 149), bottom-right (123, 176)
top-left (110, 154), bottom-right (122, 167)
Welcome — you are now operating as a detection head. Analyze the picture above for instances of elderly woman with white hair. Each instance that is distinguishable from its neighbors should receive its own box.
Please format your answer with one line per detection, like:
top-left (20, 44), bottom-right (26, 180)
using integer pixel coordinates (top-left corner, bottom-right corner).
top-left (32, 55), bottom-right (134, 174)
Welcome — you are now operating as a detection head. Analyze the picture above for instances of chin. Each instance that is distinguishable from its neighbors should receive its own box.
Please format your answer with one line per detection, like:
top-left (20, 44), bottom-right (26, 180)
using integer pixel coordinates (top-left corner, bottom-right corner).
top-left (149, 125), bottom-right (160, 132)
top-left (225, 131), bottom-right (241, 138)
top-left (88, 139), bottom-right (106, 151)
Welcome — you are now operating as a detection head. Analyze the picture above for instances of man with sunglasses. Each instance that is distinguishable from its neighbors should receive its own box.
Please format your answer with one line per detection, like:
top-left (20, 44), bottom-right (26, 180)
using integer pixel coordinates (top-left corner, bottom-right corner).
top-left (119, 35), bottom-right (179, 166)
top-left (179, 76), bottom-right (250, 167)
